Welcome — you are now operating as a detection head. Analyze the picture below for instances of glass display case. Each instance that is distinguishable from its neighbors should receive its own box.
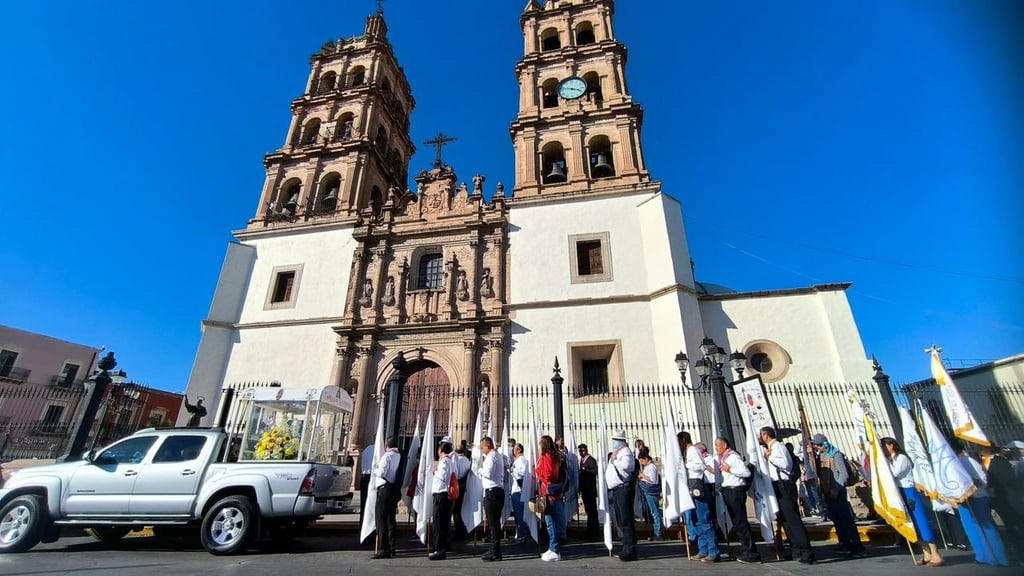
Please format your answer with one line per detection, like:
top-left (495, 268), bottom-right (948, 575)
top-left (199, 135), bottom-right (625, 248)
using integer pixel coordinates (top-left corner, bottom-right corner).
top-left (235, 386), bottom-right (353, 463)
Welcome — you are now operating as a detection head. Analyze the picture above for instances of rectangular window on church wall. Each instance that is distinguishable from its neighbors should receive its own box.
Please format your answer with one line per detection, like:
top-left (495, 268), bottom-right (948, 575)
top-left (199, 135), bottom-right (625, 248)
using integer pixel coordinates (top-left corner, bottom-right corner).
top-left (581, 359), bottom-right (609, 395)
top-left (417, 253), bottom-right (444, 290)
top-left (263, 264), bottom-right (304, 310)
top-left (568, 232), bottom-right (612, 284)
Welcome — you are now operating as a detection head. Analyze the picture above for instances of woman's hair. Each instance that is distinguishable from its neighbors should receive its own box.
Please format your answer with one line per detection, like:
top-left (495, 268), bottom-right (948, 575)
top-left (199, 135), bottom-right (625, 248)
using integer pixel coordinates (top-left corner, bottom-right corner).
top-left (540, 435), bottom-right (556, 457)
top-left (678, 431), bottom-right (693, 447)
top-left (881, 437), bottom-right (906, 456)
top-left (514, 443), bottom-right (524, 455)
top-left (638, 448), bottom-right (652, 462)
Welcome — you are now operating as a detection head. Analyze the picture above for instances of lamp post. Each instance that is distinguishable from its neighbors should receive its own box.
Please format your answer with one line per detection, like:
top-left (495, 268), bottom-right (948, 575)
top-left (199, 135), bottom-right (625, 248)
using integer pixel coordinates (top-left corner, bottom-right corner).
top-left (674, 338), bottom-right (744, 447)
top-left (551, 357), bottom-right (564, 440)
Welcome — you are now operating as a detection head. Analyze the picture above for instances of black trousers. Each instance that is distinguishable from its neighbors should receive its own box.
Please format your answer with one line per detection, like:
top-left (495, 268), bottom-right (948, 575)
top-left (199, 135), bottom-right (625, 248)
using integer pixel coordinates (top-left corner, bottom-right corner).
top-left (581, 490), bottom-right (600, 538)
top-left (773, 480), bottom-right (813, 559)
top-left (359, 473), bottom-right (371, 524)
top-left (484, 488), bottom-right (505, 557)
top-left (432, 493), bottom-right (453, 553)
top-left (722, 486), bottom-right (759, 560)
top-left (374, 483), bottom-right (400, 553)
top-left (611, 485), bottom-right (637, 559)
top-left (452, 476), bottom-right (468, 538)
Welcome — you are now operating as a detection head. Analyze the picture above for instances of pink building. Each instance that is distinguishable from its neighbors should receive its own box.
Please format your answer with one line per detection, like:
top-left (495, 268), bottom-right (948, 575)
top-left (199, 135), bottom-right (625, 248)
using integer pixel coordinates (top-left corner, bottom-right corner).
top-left (0, 325), bottom-right (101, 459)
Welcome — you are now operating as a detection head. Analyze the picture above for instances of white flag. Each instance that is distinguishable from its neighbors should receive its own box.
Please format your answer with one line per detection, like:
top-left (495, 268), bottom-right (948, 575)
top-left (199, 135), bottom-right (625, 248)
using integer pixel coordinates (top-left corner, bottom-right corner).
top-left (500, 411), bottom-right (513, 528)
top-left (462, 403), bottom-right (485, 532)
top-left (400, 416), bottom-right (421, 517)
top-left (898, 407), bottom-right (939, 500)
top-left (414, 403), bottom-right (435, 544)
top-left (597, 405), bottom-right (613, 551)
top-left (565, 420), bottom-right (580, 522)
top-left (917, 399), bottom-right (976, 506)
top-left (930, 348), bottom-right (991, 447)
top-left (746, 420), bottom-right (778, 543)
top-left (360, 400), bottom-right (386, 544)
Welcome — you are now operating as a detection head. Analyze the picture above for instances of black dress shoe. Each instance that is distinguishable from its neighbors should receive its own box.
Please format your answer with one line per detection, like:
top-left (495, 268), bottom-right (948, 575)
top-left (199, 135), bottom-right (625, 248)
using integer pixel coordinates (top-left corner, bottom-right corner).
top-left (481, 554), bottom-right (502, 562)
top-left (798, 556), bottom-right (816, 565)
top-left (371, 551), bottom-right (392, 559)
top-left (428, 551), bottom-right (447, 561)
top-left (619, 554), bottom-right (638, 562)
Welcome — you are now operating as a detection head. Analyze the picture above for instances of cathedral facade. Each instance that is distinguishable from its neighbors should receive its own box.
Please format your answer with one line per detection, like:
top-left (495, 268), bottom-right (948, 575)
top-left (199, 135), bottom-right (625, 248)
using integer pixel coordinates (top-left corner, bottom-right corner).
top-left (181, 1), bottom-right (875, 457)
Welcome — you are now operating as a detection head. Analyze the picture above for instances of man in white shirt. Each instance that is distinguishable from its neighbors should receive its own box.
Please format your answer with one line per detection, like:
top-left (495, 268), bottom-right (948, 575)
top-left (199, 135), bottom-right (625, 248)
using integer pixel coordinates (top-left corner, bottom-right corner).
top-left (606, 429), bottom-right (638, 562)
top-left (714, 436), bottom-right (760, 563)
top-left (360, 443), bottom-right (375, 528)
top-left (509, 443), bottom-right (529, 543)
top-left (429, 436), bottom-right (455, 561)
top-left (479, 436), bottom-right (506, 562)
top-left (680, 431), bottom-right (718, 562)
top-left (372, 436), bottom-right (402, 559)
top-left (760, 427), bottom-right (814, 564)
top-left (451, 440), bottom-right (471, 541)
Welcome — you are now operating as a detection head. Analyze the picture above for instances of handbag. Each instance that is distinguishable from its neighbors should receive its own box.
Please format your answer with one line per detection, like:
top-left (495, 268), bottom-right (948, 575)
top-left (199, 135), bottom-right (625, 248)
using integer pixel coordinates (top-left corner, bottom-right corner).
top-left (687, 477), bottom-right (704, 498)
top-left (447, 472), bottom-right (460, 501)
top-left (640, 480), bottom-right (662, 495)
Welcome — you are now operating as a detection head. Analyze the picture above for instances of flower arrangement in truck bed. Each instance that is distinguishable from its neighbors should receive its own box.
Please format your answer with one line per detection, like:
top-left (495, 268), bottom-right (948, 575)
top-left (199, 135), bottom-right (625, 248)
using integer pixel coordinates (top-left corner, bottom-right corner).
top-left (255, 423), bottom-right (300, 460)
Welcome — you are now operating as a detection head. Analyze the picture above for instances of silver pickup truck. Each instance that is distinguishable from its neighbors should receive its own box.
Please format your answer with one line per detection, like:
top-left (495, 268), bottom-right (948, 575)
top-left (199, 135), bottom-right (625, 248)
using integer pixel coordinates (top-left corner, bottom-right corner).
top-left (0, 427), bottom-right (346, 555)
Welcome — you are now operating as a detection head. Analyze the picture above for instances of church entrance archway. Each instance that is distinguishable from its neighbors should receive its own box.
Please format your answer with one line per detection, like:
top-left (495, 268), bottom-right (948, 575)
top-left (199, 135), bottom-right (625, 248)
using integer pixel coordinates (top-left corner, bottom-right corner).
top-left (400, 360), bottom-right (451, 447)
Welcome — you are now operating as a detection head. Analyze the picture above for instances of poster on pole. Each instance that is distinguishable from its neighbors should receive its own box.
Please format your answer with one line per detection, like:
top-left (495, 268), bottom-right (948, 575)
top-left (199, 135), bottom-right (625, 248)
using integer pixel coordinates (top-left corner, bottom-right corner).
top-left (730, 374), bottom-right (777, 432)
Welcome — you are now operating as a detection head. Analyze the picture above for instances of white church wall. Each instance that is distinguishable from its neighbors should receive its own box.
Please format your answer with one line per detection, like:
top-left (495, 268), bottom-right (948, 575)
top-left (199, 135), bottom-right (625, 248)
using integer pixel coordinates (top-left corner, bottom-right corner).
top-left (219, 323), bottom-right (338, 390)
top-left (699, 287), bottom-right (873, 383)
top-left (637, 192), bottom-right (696, 290)
top-left (179, 242), bottom-right (256, 424)
top-left (509, 191), bottom-right (662, 304)
top-left (236, 227), bottom-right (356, 324)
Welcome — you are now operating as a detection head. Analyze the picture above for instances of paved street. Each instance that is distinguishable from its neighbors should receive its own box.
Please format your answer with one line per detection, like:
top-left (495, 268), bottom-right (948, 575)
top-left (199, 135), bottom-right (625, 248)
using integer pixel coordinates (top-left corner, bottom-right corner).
top-left (0, 532), bottom-right (1014, 576)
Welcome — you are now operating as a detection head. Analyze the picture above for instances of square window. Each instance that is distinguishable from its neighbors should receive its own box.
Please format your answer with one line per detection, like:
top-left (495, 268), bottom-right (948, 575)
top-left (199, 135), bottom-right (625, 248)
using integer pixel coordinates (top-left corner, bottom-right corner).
top-left (568, 340), bottom-right (624, 401)
top-left (57, 363), bottom-right (80, 387)
top-left (568, 232), bottom-right (612, 284)
top-left (263, 264), bottom-right (304, 310)
top-left (417, 253), bottom-right (444, 290)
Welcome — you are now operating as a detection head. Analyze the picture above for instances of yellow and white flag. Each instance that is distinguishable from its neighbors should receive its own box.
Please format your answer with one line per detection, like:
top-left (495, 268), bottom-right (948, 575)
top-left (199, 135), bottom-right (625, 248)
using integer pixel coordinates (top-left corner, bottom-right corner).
top-left (930, 347), bottom-right (990, 447)
top-left (864, 412), bottom-right (918, 543)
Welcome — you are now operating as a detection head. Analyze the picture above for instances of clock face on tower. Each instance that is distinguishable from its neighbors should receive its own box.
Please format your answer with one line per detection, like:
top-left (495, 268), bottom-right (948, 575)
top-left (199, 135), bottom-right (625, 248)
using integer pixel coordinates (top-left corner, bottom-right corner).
top-left (557, 77), bottom-right (587, 100)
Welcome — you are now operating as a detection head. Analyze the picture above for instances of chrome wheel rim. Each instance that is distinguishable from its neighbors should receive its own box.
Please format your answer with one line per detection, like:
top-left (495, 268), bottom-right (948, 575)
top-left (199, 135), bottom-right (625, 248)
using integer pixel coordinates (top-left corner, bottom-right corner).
top-left (0, 505), bottom-right (31, 545)
top-left (210, 505), bottom-right (246, 546)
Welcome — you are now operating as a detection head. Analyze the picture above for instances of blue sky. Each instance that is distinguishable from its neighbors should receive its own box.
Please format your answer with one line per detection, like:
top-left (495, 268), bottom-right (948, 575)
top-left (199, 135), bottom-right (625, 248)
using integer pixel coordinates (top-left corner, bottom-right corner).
top-left (1, 0), bottom-right (1021, 392)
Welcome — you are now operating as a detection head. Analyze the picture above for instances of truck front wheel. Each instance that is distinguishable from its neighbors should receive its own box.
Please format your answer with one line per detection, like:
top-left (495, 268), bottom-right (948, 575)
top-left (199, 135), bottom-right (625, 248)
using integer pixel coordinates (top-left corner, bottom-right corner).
top-left (200, 495), bottom-right (256, 555)
top-left (0, 495), bottom-right (45, 553)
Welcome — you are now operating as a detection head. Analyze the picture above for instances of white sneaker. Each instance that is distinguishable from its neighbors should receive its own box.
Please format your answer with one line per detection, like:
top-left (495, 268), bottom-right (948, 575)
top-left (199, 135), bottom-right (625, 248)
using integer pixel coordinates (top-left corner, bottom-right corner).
top-left (541, 550), bottom-right (561, 562)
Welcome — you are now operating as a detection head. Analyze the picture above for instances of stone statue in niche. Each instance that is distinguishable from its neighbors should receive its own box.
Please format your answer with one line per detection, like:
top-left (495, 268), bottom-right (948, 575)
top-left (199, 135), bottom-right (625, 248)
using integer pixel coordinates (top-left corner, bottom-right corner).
top-left (456, 270), bottom-right (470, 301)
top-left (359, 278), bottom-right (374, 307)
top-left (383, 276), bottom-right (395, 306)
top-left (480, 267), bottom-right (494, 298)
top-left (472, 174), bottom-right (485, 194)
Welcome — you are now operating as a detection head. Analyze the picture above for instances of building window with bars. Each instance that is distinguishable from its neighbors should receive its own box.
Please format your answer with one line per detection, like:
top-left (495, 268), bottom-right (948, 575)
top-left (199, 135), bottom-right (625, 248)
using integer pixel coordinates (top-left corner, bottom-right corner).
top-left (264, 264), bottom-right (304, 310)
top-left (0, 350), bottom-right (18, 378)
top-left (569, 232), bottom-right (613, 284)
top-left (580, 359), bottom-right (609, 395)
top-left (417, 253), bottom-right (444, 290)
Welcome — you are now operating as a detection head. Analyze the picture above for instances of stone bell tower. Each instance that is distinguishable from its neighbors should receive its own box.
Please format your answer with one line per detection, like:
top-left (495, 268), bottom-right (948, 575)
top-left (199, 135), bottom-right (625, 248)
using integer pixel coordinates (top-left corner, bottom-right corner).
top-left (249, 8), bottom-right (415, 228)
top-left (511, 0), bottom-right (650, 198)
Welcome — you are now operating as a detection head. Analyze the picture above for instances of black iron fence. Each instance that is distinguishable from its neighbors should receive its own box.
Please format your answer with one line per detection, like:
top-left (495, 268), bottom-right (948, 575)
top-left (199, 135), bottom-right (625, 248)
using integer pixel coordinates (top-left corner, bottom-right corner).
top-left (0, 378), bottom-right (161, 461)
top-left (894, 380), bottom-right (1024, 447)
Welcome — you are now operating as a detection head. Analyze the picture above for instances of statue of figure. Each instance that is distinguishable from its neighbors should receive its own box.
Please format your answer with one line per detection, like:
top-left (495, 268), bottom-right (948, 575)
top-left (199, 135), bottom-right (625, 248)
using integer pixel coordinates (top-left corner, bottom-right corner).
top-left (360, 279), bottom-right (374, 307)
top-left (384, 276), bottom-right (396, 306)
top-left (457, 182), bottom-right (468, 196)
top-left (456, 270), bottom-right (469, 301)
top-left (183, 395), bottom-right (207, 427)
top-left (472, 174), bottom-right (486, 194)
top-left (480, 268), bottom-right (494, 298)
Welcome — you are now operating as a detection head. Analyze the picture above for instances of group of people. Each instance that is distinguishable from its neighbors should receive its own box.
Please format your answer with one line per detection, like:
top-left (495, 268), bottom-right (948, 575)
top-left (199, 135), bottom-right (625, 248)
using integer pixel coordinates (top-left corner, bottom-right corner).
top-left (359, 427), bottom-right (1023, 567)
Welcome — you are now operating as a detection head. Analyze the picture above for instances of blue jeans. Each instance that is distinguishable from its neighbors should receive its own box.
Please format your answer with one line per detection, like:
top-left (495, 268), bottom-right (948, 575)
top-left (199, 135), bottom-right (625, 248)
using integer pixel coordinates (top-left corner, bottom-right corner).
top-left (544, 498), bottom-right (566, 553)
top-left (511, 492), bottom-right (528, 541)
top-left (685, 496), bottom-right (719, 557)
top-left (643, 492), bottom-right (663, 538)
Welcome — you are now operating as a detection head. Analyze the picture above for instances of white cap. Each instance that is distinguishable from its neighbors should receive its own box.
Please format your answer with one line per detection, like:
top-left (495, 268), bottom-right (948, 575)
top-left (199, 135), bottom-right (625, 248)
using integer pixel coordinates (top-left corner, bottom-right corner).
top-left (440, 435), bottom-right (454, 445)
top-left (612, 429), bottom-right (627, 441)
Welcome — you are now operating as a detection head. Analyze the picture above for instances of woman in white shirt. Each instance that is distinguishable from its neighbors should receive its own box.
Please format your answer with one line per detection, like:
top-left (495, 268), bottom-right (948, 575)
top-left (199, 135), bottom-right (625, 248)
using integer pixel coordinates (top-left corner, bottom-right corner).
top-left (882, 438), bottom-right (943, 566)
top-left (637, 449), bottom-right (663, 540)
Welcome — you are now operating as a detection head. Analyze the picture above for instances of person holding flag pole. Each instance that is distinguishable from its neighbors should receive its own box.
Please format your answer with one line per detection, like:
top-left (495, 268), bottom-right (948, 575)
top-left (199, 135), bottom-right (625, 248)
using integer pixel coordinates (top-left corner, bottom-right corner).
top-left (596, 404), bottom-right (614, 556)
top-left (881, 435), bottom-right (944, 566)
top-left (413, 403), bottom-right (435, 551)
top-left (359, 399), bottom-right (386, 550)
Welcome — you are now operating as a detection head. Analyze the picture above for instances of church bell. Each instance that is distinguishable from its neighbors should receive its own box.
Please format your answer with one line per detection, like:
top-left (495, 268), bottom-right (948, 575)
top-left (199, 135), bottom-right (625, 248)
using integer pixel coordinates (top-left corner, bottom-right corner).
top-left (322, 185), bottom-right (338, 208)
top-left (545, 161), bottom-right (567, 183)
top-left (591, 153), bottom-right (613, 177)
top-left (285, 191), bottom-right (299, 213)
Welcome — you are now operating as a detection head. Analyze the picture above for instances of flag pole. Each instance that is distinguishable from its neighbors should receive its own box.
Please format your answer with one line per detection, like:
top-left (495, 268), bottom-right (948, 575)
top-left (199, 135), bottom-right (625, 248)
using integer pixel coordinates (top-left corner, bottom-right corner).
top-left (682, 520), bottom-right (691, 558)
top-left (906, 537), bottom-right (919, 565)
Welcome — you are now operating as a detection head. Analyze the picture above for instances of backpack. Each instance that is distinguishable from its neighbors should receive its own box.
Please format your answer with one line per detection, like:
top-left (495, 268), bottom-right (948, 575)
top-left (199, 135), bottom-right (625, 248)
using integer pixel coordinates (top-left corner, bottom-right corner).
top-left (447, 471), bottom-right (459, 501)
top-left (546, 457), bottom-right (568, 496)
top-left (742, 462), bottom-right (757, 491)
top-left (841, 456), bottom-right (859, 488)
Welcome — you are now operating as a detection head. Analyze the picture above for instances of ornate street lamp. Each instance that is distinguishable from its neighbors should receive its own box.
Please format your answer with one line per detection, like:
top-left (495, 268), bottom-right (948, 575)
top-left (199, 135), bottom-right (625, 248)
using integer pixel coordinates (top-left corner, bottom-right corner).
top-left (673, 338), bottom-right (744, 446)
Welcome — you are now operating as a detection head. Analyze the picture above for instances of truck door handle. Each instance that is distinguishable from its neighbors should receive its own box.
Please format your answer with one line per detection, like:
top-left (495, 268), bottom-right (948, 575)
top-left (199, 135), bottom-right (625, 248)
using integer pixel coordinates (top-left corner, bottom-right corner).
top-left (182, 469), bottom-right (197, 476)
top-left (123, 470), bottom-right (138, 477)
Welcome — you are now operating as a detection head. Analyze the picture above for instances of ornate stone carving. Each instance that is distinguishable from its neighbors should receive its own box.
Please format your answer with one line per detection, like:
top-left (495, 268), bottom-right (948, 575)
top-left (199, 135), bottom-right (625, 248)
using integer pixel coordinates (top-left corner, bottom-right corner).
top-left (455, 270), bottom-right (470, 301)
top-left (480, 268), bottom-right (494, 298)
top-left (383, 276), bottom-right (396, 306)
top-left (472, 174), bottom-right (485, 195)
top-left (359, 279), bottom-right (374, 307)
